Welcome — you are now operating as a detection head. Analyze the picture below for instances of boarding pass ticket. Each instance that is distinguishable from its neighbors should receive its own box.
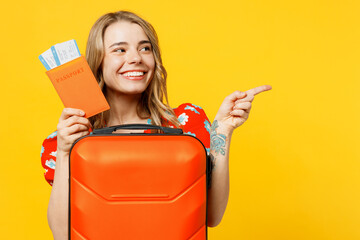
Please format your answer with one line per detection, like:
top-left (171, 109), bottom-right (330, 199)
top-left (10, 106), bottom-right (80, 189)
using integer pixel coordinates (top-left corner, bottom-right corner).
top-left (39, 39), bottom-right (81, 70)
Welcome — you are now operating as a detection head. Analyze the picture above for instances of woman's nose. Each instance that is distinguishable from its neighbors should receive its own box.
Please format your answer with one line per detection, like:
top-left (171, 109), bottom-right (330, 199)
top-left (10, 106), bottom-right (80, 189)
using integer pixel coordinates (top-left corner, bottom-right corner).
top-left (126, 50), bottom-right (142, 64)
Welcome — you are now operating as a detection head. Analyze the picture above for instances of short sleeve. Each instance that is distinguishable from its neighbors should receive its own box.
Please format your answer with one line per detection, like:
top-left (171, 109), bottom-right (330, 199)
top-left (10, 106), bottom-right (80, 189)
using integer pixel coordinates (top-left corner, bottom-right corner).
top-left (40, 131), bottom-right (58, 186)
top-left (176, 103), bottom-right (211, 154)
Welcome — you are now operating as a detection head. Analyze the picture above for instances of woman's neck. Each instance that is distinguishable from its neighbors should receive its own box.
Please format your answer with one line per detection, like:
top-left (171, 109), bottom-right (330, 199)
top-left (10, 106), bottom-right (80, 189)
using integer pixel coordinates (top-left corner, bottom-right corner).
top-left (105, 89), bottom-right (149, 126)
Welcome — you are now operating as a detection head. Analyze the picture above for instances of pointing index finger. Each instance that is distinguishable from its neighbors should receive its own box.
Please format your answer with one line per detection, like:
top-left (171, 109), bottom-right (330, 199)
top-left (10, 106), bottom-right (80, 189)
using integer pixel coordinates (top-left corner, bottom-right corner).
top-left (246, 85), bottom-right (272, 96)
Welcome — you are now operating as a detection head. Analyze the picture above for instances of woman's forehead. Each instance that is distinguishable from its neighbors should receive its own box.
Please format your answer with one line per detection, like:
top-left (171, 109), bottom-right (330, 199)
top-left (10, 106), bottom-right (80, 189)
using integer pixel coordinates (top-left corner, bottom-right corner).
top-left (103, 21), bottom-right (149, 47)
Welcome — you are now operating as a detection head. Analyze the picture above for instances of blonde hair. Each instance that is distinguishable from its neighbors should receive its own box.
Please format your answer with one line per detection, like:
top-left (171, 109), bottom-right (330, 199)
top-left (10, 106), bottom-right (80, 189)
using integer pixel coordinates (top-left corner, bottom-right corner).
top-left (86, 11), bottom-right (182, 130)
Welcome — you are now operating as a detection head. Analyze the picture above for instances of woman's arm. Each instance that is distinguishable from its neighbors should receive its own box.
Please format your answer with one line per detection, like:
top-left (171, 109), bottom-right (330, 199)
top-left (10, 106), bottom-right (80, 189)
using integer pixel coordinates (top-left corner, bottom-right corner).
top-left (47, 151), bottom-right (70, 239)
top-left (206, 86), bottom-right (272, 227)
top-left (47, 108), bottom-right (92, 240)
top-left (207, 120), bottom-right (232, 227)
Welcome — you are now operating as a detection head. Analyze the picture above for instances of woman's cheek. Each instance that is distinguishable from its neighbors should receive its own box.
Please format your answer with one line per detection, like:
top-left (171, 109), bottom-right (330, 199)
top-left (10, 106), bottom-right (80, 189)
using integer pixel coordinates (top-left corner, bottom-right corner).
top-left (143, 54), bottom-right (155, 68)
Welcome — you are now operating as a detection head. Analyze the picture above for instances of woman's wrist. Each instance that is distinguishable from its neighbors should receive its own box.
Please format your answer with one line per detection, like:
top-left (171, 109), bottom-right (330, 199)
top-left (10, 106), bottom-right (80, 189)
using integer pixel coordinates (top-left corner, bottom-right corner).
top-left (56, 149), bottom-right (70, 163)
top-left (212, 119), bottom-right (234, 136)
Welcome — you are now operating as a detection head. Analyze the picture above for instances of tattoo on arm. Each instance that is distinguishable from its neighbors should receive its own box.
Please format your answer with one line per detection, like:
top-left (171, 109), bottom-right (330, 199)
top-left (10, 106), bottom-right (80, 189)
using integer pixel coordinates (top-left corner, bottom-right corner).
top-left (210, 120), bottom-right (227, 169)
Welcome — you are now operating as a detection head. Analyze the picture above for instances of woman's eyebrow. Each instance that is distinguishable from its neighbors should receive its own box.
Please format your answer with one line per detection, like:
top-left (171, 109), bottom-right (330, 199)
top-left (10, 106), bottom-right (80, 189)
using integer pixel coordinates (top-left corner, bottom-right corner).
top-left (109, 42), bottom-right (127, 48)
top-left (109, 40), bottom-right (151, 48)
top-left (139, 40), bottom-right (151, 45)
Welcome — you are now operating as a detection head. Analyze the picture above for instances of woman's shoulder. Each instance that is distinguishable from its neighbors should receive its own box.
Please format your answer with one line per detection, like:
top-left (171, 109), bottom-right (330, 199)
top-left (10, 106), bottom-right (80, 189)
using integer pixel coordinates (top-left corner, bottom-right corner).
top-left (41, 130), bottom-right (58, 154)
top-left (40, 130), bottom-right (58, 186)
top-left (172, 103), bottom-right (206, 116)
top-left (172, 102), bottom-right (211, 131)
top-left (172, 103), bottom-right (211, 151)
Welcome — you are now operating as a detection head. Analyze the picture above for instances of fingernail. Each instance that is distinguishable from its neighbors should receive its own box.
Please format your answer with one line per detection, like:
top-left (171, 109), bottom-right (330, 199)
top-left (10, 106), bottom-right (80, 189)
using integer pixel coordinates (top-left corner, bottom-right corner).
top-left (80, 111), bottom-right (85, 116)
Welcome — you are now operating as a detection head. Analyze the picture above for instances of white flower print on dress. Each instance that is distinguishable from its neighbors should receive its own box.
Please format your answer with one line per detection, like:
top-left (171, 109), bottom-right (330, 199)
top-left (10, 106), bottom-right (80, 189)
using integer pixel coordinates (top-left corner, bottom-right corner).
top-left (185, 131), bottom-right (196, 137)
top-left (45, 159), bottom-right (56, 170)
top-left (191, 104), bottom-right (202, 109)
top-left (178, 113), bottom-right (189, 125)
top-left (184, 105), bottom-right (200, 114)
top-left (204, 119), bottom-right (211, 134)
top-left (40, 146), bottom-right (44, 158)
top-left (47, 131), bottom-right (57, 139)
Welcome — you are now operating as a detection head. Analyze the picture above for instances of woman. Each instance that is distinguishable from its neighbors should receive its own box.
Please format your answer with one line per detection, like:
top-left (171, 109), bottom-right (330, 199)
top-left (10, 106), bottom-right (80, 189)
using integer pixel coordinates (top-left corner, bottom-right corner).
top-left (41, 10), bottom-right (272, 239)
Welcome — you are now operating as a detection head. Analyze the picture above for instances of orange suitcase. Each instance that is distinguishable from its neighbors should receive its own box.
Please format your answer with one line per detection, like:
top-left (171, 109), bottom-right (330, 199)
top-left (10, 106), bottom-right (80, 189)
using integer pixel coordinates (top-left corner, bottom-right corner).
top-left (69, 124), bottom-right (212, 240)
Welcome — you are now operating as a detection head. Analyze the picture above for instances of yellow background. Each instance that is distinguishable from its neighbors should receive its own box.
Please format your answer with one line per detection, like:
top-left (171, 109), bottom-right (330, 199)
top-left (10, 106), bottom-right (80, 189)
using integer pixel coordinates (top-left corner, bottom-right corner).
top-left (1, 0), bottom-right (359, 239)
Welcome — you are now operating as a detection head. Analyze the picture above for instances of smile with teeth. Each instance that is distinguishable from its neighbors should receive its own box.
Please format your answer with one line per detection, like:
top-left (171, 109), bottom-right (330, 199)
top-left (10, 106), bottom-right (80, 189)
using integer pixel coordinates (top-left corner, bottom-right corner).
top-left (122, 71), bottom-right (145, 77)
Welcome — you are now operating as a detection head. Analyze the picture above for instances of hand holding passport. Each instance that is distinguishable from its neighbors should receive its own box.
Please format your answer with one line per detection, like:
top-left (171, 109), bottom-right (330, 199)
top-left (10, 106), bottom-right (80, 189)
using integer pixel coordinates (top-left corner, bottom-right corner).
top-left (39, 40), bottom-right (110, 118)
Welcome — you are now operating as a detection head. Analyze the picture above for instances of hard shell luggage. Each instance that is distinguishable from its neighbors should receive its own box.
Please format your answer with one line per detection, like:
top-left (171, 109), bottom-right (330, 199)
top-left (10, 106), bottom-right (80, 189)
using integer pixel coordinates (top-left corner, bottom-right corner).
top-left (69, 124), bottom-right (213, 240)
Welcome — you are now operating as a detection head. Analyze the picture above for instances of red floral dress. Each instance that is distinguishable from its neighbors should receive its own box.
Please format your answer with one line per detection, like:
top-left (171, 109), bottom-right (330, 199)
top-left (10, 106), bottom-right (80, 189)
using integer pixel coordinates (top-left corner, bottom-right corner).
top-left (40, 103), bottom-right (211, 186)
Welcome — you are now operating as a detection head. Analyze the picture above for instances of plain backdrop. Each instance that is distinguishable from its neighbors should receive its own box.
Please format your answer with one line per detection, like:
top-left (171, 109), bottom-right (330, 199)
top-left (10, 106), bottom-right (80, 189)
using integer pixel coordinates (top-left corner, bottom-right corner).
top-left (0, 0), bottom-right (359, 239)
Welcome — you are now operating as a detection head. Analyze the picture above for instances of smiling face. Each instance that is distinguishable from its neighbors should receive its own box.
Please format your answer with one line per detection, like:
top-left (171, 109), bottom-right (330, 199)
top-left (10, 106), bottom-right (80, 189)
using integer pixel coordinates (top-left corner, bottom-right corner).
top-left (102, 21), bottom-right (155, 96)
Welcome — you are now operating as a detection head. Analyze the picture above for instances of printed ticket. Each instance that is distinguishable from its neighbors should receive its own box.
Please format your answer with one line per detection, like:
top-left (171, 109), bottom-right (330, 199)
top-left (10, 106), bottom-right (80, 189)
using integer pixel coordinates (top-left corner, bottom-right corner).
top-left (38, 48), bottom-right (57, 70)
top-left (39, 39), bottom-right (81, 70)
top-left (51, 40), bottom-right (81, 65)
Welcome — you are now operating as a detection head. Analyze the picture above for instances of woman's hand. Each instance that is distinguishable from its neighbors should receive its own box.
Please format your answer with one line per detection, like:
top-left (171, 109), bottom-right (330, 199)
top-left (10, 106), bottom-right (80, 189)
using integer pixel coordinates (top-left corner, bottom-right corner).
top-left (214, 85), bottom-right (272, 133)
top-left (57, 108), bottom-right (92, 154)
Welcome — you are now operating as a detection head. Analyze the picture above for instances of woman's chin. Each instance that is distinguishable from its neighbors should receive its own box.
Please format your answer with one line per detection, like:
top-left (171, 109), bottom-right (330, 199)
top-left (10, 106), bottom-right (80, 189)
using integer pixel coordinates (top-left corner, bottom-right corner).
top-left (120, 87), bottom-right (147, 95)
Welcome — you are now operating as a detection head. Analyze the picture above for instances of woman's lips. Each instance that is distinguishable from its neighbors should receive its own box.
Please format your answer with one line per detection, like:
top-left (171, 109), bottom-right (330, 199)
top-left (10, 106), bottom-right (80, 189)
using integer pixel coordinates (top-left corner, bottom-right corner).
top-left (120, 72), bottom-right (147, 81)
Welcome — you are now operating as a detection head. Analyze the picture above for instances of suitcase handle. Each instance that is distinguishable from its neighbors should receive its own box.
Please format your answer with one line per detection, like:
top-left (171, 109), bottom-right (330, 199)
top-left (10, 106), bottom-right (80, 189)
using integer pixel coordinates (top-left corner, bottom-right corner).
top-left (92, 124), bottom-right (183, 135)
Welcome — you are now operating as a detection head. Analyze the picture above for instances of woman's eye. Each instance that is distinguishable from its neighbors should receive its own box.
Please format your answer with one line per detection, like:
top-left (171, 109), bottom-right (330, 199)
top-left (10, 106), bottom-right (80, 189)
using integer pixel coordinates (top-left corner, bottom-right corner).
top-left (140, 46), bottom-right (151, 51)
top-left (115, 48), bottom-right (125, 53)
